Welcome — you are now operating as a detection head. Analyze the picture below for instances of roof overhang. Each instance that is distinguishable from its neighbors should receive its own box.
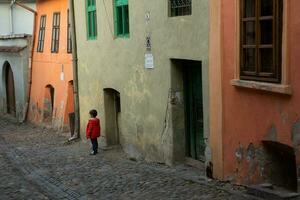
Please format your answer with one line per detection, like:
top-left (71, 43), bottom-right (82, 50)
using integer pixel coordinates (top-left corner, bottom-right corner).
top-left (0, 0), bottom-right (36, 3)
top-left (0, 34), bottom-right (31, 40)
top-left (0, 46), bottom-right (27, 52)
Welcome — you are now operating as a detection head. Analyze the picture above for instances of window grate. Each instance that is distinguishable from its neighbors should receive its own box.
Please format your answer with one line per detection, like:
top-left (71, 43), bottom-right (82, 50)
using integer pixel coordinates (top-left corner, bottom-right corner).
top-left (170, 0), bottom-right (192, 17)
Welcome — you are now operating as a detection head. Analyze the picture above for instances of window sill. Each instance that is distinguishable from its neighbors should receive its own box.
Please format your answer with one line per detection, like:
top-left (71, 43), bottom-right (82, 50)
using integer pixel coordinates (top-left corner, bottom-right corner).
top-left (231, 79), bottom-right (292, 95)
top-left (115, 34), bottom-right (130, 39)
top-left (87, 37), bottom-right (97, 41)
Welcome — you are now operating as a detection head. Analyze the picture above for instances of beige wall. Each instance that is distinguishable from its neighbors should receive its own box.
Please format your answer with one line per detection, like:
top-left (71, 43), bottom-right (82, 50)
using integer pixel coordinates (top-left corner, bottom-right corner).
top-left (74, 0), bottom-right (210, 164)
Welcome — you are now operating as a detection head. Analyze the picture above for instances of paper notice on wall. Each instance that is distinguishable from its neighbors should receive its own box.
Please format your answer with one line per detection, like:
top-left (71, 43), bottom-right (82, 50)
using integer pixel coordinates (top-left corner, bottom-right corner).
top-left (60, 72), bottom-right (64, 81)
top-left (145, 53), bottom-right (154, 69)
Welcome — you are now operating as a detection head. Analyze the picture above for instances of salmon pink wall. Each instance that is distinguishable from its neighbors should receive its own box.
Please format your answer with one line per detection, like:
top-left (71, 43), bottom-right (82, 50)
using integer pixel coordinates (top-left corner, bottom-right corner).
top-left (28, 0), bottom-right (74, 129)
top-left (221, 0), bottom-right (300, 184)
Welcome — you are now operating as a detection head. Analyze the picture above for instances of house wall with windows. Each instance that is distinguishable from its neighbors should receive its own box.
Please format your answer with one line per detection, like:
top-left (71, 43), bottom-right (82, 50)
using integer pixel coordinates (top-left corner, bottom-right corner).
top-left (74, 0), bottom-right (210, 165)
top-left (27, 0), bottom-right (74, 130)
top-left (210, 0), bottom-right (300, 190)
top-left (0, 0), bottom-right (35, 121)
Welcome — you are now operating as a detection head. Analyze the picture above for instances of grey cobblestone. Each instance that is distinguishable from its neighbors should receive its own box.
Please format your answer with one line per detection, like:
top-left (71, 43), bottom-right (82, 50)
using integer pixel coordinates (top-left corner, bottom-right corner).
top-left (0, 115), bottom-right (262, 200)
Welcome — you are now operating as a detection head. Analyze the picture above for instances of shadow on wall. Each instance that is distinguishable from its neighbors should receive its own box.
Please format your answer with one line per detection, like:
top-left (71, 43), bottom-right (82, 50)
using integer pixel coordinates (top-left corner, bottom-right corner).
top-left (43, 84), bottom-right (55, 123)
top-left (262, 140), bottom-right (297, 192)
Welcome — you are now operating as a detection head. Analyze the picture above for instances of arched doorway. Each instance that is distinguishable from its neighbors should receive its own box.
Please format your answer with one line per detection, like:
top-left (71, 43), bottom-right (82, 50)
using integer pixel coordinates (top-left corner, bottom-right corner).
top-left (3, 62), bottom-right (16, 116)
top-left (104, 88), bottom-right (121, 145)
top-left (43, 85), bottom-right (55, 123)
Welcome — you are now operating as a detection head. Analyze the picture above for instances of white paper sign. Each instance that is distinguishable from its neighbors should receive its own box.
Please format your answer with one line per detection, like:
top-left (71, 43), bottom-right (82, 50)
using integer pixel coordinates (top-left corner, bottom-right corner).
top-left (145, 53), bottom-right (154, 69)
top-left (60, 72), bottom-right (64, 81)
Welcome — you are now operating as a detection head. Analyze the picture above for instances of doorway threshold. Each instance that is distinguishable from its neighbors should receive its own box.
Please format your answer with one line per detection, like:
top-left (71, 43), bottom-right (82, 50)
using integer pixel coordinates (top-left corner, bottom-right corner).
top-left (185, 157), bottom-right (205, 170)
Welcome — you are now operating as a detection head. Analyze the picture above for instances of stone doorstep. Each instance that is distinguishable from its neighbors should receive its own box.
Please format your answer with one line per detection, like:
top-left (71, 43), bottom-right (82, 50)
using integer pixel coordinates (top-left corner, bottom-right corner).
top-left (100, 144), bottom-right (122, 151)
top-left (185, 157), bottom-right (206, 171)
top-left (247, 184), bottom-right (300, 200)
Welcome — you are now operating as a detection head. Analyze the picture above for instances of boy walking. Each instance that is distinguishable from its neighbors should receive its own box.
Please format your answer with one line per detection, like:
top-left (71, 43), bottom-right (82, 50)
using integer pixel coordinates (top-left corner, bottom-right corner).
top-left (86, 109), bottom-right (101, 155)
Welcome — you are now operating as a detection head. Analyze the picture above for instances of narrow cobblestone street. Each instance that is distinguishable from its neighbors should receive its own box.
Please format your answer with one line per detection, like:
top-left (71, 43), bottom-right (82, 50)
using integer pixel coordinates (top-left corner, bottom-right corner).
top-left (0, 115), bottom-right (261, 200)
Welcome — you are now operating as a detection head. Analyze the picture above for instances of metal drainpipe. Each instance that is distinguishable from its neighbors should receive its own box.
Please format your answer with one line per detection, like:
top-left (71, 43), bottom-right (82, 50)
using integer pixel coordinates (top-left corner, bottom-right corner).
top-left (69, 0), bottom-right (81, 140)
top-left (12, 1), bottom-right (37, 122)
top-left (10, 0), bottom-right (14, 34)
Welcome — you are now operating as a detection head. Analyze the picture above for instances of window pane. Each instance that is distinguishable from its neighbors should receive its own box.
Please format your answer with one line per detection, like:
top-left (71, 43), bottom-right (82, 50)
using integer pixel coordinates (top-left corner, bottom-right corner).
top-left (124, 5), bottom-right (129, 34)
top-left (260, 48), bottom-right (273, 73)
top-left (117, 6), bottom-right (123, 35)
top-left (57, 14), bottom-right (60, 25)
top-left (261, 0), bottom-right (273, 16)
top-left (54, 14), bottom-right (57, 26)
top-left (244, 0), bottom-right (255, 18)
top-left (89, 12), bottom-right (93, 36)
top-left (260, 20), bottom-right (273, 44)
top-left (243, 48), bottom-right (256, 72)
top-left (243, 21), bottom-right (255, 45)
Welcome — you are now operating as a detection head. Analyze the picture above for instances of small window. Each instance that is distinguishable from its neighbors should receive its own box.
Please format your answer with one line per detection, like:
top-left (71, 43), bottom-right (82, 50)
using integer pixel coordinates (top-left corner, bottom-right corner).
top-left (67, 9), bottom-right (72, 53)
top-left (169, 0), bottom-right (192, 17)
top-left (240, 0), bottom-right (283, 83)
top-left (37, 15), bottom-right (46, 52)
top-left (86, 0), bottom-right (97, 40)
top-left (51, 12), bottom-right (60, 53)
top-left (114, 0), bottom-right (129, 37)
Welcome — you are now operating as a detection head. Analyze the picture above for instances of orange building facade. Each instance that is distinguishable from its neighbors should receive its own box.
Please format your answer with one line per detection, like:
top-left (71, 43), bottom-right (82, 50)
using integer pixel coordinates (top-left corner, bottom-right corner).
top-left (210, 0), bottom-right (300, 192)
top-left (28, 0), bottom-right (74, 130)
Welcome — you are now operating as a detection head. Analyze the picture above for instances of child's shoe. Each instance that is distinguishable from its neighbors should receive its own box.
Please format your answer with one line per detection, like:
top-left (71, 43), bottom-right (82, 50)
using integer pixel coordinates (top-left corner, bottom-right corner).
top-left (90, 151), bottom-right (96, 155)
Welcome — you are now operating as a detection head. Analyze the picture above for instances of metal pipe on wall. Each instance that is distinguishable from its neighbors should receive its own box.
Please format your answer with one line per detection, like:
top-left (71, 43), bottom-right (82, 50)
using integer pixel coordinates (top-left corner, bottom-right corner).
top-left (11, 0), bottom-right (37, 122)
top-left (69, 0), bottom-right (81, 139)
top-left (10, 0), bottom-right (14, 34)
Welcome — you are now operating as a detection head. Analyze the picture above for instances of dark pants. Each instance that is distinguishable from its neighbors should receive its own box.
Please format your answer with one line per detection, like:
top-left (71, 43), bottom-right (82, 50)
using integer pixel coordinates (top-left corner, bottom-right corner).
top-left (91, 138), bottom-right (98, 153)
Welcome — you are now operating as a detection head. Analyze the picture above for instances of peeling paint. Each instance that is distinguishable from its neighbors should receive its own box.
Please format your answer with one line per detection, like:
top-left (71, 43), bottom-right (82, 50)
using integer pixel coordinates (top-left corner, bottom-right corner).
top-left (235, 143), bottom-right (244, 163)
top-left (292, 119), bottom-right (300, 146)
top-left (264, 124), bottom-right (277, 142)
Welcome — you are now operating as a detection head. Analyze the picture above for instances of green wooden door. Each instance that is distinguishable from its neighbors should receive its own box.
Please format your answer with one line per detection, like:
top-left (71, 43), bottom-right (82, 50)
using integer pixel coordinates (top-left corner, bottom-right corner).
top-left (184, 63), bottom-right (205, 160)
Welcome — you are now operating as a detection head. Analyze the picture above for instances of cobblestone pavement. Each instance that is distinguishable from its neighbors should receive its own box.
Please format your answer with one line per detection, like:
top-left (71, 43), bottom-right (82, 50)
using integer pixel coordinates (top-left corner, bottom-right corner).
top-left (0, 115), bottom-right (262, 200)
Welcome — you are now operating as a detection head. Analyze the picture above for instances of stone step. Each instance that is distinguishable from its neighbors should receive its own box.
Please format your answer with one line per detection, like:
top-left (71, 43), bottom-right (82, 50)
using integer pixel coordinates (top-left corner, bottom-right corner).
top-left (247, 183), bottom-right (300, 200)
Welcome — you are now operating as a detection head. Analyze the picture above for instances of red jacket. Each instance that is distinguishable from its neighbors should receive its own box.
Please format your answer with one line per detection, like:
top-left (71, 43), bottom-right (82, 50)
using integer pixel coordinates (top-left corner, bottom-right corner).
top-left (86, 118), bottom-right (101, 139)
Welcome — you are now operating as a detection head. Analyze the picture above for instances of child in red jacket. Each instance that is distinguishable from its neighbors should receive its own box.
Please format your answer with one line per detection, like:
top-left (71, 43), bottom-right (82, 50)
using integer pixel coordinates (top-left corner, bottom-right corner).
top-left (86, 109), bottom-right (101, 155)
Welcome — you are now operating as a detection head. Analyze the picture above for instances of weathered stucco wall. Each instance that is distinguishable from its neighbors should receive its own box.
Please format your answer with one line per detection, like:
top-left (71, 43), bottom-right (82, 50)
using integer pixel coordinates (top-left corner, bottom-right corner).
top-left (74, 0), bottom-right (210, 164)
top-left (220, 0), bottom-right (300, 187)
top-left (0, 36), bottom-right (32, 121)
top-left (0, 3), bottom-right (35, 35)
top-left (28, 0), bottom-right (73, 130)
top-left (208, 0), bottom-right (223, 180)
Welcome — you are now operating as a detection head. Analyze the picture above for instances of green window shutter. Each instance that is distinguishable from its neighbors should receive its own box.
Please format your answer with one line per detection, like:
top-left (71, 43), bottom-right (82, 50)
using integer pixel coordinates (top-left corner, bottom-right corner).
top-left (114, 0), bottom-right (129, 37)
top-left (86, 0), bottom-right (97, 40)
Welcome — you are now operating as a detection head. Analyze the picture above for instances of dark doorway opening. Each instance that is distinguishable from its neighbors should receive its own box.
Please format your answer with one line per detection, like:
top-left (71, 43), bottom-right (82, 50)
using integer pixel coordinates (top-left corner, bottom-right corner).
top-left (183, 60), bottom-right (205, 161)
top-left (104, 88), bottom-right (121, 145)
top-left (262, 141), bottom-right (297, 191)
top-left (171, 59), bottom-right (205, 162)
top-left (43, 85), bottom-right (55, 123)
top-left (4, 62), bottom-right (16, 116)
